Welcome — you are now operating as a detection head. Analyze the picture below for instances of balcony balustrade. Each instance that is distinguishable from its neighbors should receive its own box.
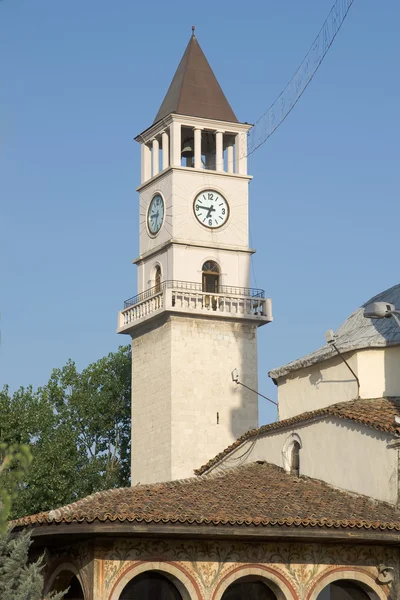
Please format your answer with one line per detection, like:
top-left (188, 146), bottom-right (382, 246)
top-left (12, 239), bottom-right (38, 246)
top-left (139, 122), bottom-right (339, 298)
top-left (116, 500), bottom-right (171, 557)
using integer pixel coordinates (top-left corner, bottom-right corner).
top-left (118, 280), bottom-right (272, 332)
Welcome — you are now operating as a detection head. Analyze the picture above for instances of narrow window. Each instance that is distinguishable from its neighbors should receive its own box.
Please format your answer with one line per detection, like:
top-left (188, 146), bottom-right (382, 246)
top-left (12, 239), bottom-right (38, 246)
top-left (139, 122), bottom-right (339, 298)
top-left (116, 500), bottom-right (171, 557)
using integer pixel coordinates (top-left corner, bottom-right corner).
top-left (290, 441), bottom-right (300, 477)
top-left (155, 265), bottom-right (161, 293)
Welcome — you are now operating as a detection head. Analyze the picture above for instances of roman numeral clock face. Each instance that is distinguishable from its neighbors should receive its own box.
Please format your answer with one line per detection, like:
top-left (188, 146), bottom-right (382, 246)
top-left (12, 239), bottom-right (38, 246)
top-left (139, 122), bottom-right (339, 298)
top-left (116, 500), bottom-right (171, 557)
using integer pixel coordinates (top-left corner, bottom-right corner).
top-left (193, 190), bottom-right (229, 229)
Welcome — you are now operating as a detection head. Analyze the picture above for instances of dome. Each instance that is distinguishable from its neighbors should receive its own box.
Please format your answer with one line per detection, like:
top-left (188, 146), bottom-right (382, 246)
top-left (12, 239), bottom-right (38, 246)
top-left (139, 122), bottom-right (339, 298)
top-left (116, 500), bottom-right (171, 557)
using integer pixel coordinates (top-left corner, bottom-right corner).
top-left (269, 283), bottom-right (400, 379)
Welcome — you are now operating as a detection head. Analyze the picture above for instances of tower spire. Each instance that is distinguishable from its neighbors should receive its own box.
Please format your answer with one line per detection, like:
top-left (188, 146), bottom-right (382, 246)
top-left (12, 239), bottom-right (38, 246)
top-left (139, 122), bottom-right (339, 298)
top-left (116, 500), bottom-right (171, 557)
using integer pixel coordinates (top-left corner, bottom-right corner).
top-left (153, 34), bottom-right (238, 124)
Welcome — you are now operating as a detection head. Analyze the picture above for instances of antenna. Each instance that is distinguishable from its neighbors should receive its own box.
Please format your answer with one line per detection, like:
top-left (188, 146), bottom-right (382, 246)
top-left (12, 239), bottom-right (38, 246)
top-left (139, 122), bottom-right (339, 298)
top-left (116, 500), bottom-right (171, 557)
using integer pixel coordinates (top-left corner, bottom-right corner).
top-left (325, 329), bottom-right (360, 398)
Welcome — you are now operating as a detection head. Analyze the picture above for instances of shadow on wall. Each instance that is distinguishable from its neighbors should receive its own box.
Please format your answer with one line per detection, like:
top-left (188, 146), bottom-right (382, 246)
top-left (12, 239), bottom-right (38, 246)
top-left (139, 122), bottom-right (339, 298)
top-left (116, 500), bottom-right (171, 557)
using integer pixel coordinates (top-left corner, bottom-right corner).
top-left (230, 322), bottom-right (259, 441)
top-left (309, 368), bottom-right (355, 389)
top-left (228, 259), bottom-right (276, 440)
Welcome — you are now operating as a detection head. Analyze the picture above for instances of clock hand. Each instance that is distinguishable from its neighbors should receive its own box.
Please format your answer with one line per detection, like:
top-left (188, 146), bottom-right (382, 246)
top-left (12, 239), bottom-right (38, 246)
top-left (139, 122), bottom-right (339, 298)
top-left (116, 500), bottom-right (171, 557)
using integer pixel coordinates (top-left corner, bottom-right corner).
top-left (206, 205), bottom-right (215, 219)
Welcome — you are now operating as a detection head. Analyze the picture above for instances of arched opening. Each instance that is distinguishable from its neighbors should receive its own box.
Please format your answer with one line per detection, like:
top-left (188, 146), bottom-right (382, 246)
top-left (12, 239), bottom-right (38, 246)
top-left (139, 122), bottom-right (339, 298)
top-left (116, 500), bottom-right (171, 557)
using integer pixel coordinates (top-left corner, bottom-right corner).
top-left (316, 579), bottom-right (379, 599)
top-left (202, 260), bottom-right (220, 293)
top-left (155, 265), bottom-right (162, 293)
top-left (221, 576), bottom-right (278, 600)
top-left (290, 441), bottom-right (300, 476)
top-left (50, 570), bottom-right (84, 599)
top-left (119, 571), bottom-right (183, 600)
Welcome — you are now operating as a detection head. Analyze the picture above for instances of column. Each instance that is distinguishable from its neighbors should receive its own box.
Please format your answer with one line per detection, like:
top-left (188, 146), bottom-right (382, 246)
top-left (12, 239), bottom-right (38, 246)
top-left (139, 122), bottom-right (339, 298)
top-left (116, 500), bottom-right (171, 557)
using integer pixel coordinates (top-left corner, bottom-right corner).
top-left (152, 138), bottom-right (159, 177)
top-left (227, 142), bottom-right (234, 174)
top-left (170, 121), bottom-right (181, 167)
top-left (141, 143), bottom-right (151, 183)
top-left (194, 128), bottom-right (202, 169)
top-left (235, 132), bottom-right (248, 175)
top-left (216, 131), bottom-right (224, 172)
top-left (162, 131), bottom-right (169, 170)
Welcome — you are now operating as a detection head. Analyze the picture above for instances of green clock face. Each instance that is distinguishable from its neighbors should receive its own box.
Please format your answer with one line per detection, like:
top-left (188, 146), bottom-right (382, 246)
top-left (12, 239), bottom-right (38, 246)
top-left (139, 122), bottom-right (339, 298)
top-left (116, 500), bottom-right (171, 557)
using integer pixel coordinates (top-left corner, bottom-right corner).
top-left (147, 194), bottom-right (165, 235)
top-left (193, 190), bottom-right (229, 229)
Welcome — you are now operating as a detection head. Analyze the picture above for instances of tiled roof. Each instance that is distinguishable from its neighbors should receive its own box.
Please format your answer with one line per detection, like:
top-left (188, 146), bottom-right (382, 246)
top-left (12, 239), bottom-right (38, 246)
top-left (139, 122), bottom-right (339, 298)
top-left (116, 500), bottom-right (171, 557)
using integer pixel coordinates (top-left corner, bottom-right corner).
top-left (15, 462), bottom-right (400, 533)
top-left (195, 397), bottom-right (400, 475)
top-left (269, 283), bottom-right (400, 379)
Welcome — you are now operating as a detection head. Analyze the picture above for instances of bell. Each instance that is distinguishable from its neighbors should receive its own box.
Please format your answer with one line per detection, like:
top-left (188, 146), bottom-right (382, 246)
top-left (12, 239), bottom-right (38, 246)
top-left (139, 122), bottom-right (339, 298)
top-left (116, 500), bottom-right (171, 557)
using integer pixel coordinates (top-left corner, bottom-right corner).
top-left (181, 137), bottom-right (194, 159)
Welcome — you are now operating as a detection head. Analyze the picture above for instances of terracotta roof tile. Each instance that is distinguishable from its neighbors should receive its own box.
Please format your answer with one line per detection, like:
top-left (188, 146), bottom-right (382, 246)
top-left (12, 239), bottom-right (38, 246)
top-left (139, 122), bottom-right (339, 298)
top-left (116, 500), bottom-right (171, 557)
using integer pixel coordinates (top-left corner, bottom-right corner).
top-left (195, 397), bottom-right (400, 475)
top-left (15, 462), bottom-right (400, 532)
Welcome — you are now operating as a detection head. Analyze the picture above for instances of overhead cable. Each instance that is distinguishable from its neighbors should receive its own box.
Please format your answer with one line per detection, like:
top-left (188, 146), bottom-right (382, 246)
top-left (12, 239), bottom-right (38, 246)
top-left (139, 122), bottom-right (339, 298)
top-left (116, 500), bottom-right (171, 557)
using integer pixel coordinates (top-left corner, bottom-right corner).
top-left (247, 0), bottom-right (356, 155)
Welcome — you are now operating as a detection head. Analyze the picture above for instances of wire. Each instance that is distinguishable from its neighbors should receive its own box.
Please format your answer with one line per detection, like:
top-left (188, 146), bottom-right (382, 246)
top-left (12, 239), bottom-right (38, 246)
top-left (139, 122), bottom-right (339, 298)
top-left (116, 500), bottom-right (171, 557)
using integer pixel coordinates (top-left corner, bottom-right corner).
top-left (246, 0), bottom-right (356, 156)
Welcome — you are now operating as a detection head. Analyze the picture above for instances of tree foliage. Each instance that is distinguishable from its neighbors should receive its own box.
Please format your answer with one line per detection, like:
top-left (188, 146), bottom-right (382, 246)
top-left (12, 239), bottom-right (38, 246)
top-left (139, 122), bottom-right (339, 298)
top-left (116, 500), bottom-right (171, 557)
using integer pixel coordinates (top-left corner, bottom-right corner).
top-left (0, 444), bottom-right (32, 534)
top-left (0, 527), bottom-right (64, 600)
top-left (0, 448), bottom-right (65, 598)
top-left (0, 345), bottom-right (131, 519)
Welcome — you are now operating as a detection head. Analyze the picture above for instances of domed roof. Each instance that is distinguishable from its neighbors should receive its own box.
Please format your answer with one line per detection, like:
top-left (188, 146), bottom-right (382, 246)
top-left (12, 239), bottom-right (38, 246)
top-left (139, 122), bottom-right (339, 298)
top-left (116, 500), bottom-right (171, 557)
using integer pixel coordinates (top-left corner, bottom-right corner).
top-left (269, 283), bottom-right (400, 379)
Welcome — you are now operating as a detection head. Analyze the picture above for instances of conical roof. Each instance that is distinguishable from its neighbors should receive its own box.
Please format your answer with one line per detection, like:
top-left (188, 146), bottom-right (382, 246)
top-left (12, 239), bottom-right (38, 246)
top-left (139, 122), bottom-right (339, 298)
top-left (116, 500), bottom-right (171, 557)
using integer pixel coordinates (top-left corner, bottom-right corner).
top-left (270, 283), bottom-right (400, 379)
top-left (154, 33), bottom-right (238, 124)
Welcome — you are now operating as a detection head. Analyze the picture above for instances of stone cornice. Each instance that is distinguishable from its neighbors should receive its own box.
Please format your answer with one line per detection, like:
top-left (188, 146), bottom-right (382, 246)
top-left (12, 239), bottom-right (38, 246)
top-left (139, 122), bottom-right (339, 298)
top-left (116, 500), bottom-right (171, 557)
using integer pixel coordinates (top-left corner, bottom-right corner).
top-left (133, 239), bottom-right (255, 265)
top-left (136, 165), bottom-right (252, 193)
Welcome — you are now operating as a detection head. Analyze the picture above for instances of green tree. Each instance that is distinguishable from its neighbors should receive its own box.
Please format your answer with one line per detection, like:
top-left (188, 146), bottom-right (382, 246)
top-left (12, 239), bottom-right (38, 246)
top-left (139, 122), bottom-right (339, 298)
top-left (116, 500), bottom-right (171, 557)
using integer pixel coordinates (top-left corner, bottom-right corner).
top-left (48, 344), bottom-right (131, 490)
top-left (0, 527), bottom-right (65, 600)
top-left (0, 447), bottom-right (65, 599)
top-left (0, 444), bottom-right (32, 534)
top-left (0, 345), bottom-right (131, 519)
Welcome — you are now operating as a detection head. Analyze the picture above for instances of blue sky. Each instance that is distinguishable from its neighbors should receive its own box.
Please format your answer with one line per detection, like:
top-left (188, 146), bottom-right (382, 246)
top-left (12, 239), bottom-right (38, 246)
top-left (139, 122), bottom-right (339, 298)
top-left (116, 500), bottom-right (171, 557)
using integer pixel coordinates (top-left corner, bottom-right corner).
top-left (1, 0), bottom-right (398, 426)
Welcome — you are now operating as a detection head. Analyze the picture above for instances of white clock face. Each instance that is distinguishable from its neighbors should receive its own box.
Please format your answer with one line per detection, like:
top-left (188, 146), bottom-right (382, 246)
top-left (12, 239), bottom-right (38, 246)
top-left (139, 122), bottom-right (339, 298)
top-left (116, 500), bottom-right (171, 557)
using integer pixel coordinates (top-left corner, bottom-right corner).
top-left (193, 190), bottom-right (229, 229)
top-left (147, 194), bottom-right (164, 235)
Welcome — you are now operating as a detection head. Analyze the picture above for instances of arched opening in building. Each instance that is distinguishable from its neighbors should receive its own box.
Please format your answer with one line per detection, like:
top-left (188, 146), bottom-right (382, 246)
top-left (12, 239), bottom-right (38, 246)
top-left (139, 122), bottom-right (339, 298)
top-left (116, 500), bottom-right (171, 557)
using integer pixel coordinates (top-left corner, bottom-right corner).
top-left (50, 571), bottom-right (84, 599)
top-left (290, 440), bottom-right (300, 476)
top-left (155, 265), bottom-right (162, 293)
top-left (202, 260), bottom-right (220, 294)
top-left (221, 577), bottom-right (278, 600)
top-left (316, 579), bottom-right (379, 599)
top-left (119, 571), bottom-right (183, 600)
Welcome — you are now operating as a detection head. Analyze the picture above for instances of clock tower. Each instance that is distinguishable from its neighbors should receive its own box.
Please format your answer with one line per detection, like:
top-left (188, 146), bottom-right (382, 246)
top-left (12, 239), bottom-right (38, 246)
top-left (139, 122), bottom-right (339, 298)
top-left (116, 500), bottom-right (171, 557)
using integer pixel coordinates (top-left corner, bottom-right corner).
top-left (118, 31), bottom-right (273, 485)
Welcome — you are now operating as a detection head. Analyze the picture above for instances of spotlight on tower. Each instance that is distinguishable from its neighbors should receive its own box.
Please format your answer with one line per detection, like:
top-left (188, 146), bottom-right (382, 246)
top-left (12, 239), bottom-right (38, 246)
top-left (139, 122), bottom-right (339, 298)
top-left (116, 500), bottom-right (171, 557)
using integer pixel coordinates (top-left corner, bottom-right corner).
top-left (231, 368), bottom-right (239, 383)
top-left (230, 368), bottom-right (278, 406)
top-left (363, 302), bottom-right (397, 319)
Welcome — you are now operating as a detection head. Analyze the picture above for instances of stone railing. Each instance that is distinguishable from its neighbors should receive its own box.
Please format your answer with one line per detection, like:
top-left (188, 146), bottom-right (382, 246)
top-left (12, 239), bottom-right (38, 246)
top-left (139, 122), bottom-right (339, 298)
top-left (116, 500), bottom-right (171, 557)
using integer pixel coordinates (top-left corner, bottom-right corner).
top-left (120, 291), bottom-right (164, 327)
top-left (118, 281), bottom-right (272, 332)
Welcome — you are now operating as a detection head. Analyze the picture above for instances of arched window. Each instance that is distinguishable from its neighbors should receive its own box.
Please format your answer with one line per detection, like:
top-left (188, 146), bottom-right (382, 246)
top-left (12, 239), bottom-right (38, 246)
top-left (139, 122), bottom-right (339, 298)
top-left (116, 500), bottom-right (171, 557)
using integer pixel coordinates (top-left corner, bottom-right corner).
top-left (202, 260), bottom-right (220, 293)
top-left (119, 571), bottom-right (183, 600)
top-left (316, 579), bottom-right (378, 599)
top-left (290, 441), bottom-right (300, 477)
top-left (155, 265), bottom-right (162, 293)
top-left (221, 577), bottom-right (278, 600)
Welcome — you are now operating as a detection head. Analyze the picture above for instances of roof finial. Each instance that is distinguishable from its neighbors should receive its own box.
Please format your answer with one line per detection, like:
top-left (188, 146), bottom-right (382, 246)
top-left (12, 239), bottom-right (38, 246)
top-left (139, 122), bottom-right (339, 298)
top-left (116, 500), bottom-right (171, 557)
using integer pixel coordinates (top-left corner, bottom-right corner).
top-left (191, 25), bottom-right (195, 37)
